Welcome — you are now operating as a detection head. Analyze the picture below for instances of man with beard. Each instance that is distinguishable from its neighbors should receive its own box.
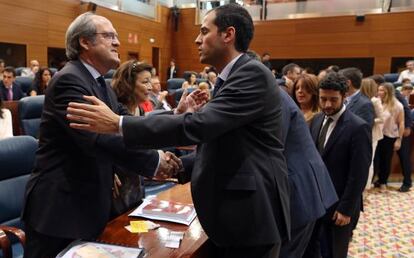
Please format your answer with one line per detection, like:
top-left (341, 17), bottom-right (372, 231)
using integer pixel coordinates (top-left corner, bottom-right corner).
top-left (305, 72), bottom-right (372, 258)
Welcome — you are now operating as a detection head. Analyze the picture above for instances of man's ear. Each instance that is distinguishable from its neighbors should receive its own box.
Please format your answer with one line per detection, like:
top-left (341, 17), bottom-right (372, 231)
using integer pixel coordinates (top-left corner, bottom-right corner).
top-left (222, 26), bottom-right (236, 45)
top-left (79, 37), bottom-right (91, 51)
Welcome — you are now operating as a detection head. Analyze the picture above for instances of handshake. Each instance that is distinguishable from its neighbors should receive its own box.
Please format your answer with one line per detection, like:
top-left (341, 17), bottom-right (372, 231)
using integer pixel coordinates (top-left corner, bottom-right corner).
top-left (154, 150), bottom-right (183, 180)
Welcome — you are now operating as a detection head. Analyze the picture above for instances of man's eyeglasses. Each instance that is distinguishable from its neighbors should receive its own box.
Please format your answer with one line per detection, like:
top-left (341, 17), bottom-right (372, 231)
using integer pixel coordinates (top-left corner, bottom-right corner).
top-left (94, 32), bottom-right (119, 41)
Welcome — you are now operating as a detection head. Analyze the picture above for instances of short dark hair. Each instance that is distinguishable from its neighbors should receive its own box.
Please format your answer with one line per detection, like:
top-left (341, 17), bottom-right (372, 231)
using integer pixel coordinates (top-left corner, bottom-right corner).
top-left (338, 67), bottom-right (363, 89)
top-left (3, 66), bottom-right (16, 77)
top-left (211, 3), bottom-right (254, 52)
top-left (327, 65), bottom-right (340, 72)
top-left (319, 72), bottom-right (348, 95)
top-left (369, 74), bottom-right (385, 85)
top-left (282, 63), bottom-right (299, 76)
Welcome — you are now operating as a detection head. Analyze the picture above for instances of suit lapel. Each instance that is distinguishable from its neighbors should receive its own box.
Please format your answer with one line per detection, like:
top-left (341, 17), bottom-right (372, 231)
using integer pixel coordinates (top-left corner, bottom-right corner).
top-left (215, 54), bottom-right (251, 97)
top-left (347, 92), bottom-right (359, 110)
top-left (73, 60), bottom-right (115, 110)
top-left (322, 110), bottom-right (349, 155)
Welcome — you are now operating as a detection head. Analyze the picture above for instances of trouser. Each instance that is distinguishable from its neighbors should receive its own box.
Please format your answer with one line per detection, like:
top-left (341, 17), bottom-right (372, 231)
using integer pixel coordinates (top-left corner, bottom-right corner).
top-left (279, 220), bottom-right (316, 258)
top-left (23, 223), bottom-right (74, 258)
top-left (376, 136), bottom-right (397, 184)
top-left (397, 135), bottom-right (412, 187)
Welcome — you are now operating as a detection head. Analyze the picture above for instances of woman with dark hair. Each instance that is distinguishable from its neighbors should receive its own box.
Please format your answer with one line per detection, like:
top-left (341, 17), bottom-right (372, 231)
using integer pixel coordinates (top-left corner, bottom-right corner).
top-left (292, 73), bottom-right (320, 124)
top-left (29, 67), bottom-right (52, 96)
top-left (110, 60), bottom-right (155, 217)
top-left (181, 72), bottom-right (197, 89)
top-left (112, 60), bottom-right (153, 116)
top-left (0, 97), bottom-right (13, 139)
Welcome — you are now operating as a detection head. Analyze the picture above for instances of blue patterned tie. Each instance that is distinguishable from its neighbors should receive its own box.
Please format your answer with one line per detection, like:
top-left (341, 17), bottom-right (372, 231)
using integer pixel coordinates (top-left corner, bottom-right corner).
top-left (212, 77), bottom-right (224, 98)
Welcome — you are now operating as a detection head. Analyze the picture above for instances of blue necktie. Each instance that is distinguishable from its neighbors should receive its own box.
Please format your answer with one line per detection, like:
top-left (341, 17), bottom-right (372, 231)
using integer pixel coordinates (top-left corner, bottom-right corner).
top-left (97, 76), bottom-right (111, 106)
top-left (212, 77), bottom-right (224, 98)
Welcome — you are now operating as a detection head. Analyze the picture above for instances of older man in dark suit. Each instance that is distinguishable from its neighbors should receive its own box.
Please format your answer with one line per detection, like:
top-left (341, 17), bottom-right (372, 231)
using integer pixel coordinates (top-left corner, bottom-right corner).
top-left (305, 72), bottom-right (372, 258)
top-left (22, 12), bottom-right (180, 257)
top-left (68, 4), bottom-right (290, 257)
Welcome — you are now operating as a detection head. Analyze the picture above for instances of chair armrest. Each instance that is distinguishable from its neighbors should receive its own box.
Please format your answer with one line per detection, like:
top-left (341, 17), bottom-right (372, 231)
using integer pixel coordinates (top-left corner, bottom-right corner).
top-left (0, 228), bottom-right (12, 258)
top-left (0, 225), bottom-right (25, 247)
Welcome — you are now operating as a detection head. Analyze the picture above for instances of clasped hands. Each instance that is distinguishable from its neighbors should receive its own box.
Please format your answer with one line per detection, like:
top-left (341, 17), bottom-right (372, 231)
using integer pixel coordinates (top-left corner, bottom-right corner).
top-left (154, 150), bottom-right (183, 180)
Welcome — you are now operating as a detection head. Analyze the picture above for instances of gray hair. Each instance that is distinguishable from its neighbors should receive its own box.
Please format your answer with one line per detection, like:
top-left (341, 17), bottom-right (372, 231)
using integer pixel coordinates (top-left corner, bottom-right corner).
top-left (65, 12), bottom-right (97, 60)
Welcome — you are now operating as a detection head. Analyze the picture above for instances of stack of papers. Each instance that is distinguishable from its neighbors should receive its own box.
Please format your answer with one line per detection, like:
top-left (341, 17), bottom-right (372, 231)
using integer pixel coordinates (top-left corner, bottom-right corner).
top-left (129, 198), bottom-right (197, 225)
top-left (57, 240), bottom-right (144, 258)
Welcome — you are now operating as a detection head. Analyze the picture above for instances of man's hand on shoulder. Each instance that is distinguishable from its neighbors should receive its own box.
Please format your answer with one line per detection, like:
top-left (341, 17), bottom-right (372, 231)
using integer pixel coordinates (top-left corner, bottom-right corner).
top-left (67, 95), bottom-right (120, 134)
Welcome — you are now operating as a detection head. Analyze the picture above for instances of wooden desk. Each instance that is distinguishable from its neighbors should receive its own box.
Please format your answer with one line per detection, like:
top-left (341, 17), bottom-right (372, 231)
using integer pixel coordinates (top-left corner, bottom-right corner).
top-left (98, 183), bottom-right (209, 258)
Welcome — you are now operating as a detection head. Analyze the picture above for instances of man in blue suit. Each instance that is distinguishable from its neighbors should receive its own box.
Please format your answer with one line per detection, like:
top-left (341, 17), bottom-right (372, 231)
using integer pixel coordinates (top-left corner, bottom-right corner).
top-left (306, 72), bottom-right (372, 258)
top-left (278, 89), bottom-right (338, 258)
top-left (339, 67), bottom-right (374, 129)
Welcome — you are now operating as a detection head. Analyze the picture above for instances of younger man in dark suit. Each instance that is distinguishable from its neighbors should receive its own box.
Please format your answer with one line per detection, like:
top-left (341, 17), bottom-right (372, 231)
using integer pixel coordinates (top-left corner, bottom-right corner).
top-left (305, 72), bottom-right (372, 258)
top-left (339, 67), bottom-right (375, 129)
top-left (0, 67), bottom-right (25, 101)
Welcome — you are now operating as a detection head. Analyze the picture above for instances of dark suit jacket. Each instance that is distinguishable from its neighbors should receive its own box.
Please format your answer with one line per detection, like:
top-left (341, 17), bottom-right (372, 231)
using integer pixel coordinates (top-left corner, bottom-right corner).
top-left (0, 82), bottom-right (25, 100)
top-left (121, 54), bottom-right (290, 246)
top-left (22, 60), bottom-right (159, 240)
top-left (279, 90), bottom-right (338, 229)
top-left (167, 66), bottom-right (178, 79)
top-left (310, 109), bottom-right (372, 218)
top-left (395, 91), bottom-right (412, 129)
top-left (347, 91), bottom-right (375, 129)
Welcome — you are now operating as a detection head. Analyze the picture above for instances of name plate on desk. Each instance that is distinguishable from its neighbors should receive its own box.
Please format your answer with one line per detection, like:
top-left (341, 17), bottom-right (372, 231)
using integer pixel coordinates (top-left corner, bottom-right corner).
top-left (129, 198), bottom-right (197, 225)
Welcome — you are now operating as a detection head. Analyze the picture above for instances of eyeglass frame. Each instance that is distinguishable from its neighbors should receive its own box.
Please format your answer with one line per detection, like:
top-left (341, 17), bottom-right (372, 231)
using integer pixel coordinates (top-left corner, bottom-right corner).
top-left (93, 32), bottom-right (119, 41)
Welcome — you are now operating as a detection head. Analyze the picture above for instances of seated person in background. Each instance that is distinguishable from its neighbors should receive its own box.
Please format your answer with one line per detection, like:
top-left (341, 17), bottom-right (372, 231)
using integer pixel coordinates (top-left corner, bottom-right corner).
top-left (292, 74), bottom-right (320, 125)
top-left (199, 66), bottom-right (210, 79)
top-left (112, 60), bottom-right (153, 116)
top-left (397, 60), bottom-right (414, 83)
top-left (21, 59), bottom-right (40, 78)
top-left (0, 66), bottom-right (25, 101)
top-left (197, 82), bottom-right (211, 100)
top-left (149, 76), bottom-right (171, 111)
top-left (0, 96), bottom-right (13, 139)
top-left (29, 67), bottom-right (52, 96)
top-left (181, 72), bottom-right (197, 89)
top-left (207, 70), bottom-right (217, 89)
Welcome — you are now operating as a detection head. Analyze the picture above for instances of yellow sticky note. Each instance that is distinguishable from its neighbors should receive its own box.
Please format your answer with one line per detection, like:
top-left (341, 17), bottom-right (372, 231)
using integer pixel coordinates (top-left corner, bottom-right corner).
top-left (130, 221), bottom-right (148, 233)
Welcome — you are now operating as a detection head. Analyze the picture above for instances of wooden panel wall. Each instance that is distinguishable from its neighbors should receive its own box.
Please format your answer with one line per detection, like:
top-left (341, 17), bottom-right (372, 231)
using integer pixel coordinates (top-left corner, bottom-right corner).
top-left (0, 0), bottom-right (174, 81)
top-left (172, 8), bottom-right (414, 75)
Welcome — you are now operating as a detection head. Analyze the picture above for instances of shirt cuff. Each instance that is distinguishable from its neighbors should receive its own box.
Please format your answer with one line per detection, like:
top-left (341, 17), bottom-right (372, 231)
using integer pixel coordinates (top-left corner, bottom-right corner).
top-left (118, 116), bottom-right (124, 136)
top-left (154, 150), bottom-right (163, 176)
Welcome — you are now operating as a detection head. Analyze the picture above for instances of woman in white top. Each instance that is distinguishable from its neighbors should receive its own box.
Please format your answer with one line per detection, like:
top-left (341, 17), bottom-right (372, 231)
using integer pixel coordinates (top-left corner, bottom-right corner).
top-left (375, 82), bottom-right (404, 188)
top-left (0, 97), bottom-right (13, 139)
top-left (360, 78), bottom-right (389, 189)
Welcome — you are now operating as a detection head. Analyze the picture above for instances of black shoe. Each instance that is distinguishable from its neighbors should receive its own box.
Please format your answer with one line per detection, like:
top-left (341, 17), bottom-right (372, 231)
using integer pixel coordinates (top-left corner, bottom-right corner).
top-left (373, 181), bottom-right (381, 188)
top-left (399, 185), bottom-right (411, 192)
